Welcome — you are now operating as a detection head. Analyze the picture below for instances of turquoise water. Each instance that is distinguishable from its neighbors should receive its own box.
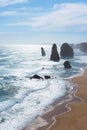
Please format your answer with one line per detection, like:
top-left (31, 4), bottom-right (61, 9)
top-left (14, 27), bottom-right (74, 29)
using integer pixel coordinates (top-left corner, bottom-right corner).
top-left (0, 44), bottom-right (87, 130)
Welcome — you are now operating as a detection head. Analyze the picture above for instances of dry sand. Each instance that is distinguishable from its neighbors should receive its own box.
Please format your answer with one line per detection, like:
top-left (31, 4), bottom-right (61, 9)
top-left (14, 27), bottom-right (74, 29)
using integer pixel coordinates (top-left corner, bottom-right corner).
top-left (49, 69), bottom-right (87, 130)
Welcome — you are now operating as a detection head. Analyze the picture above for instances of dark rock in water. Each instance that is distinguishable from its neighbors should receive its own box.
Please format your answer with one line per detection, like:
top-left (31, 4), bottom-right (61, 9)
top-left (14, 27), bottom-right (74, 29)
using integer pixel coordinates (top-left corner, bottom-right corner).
top-left (41, 47), bottom-right (46, 56)
top-left (60, 43), bottom-right (74, 58)
top-left (64, 61), bottom-right (72, 69)
top-left (30, 74), bottom-right (43, 79)
top-left (44, 75), bottom-right (51, 79)
top-left (79, 42), bottom-right (87, 52)
top-left (50, 43), bottom-right (60, 61)
top-left (30, 74), bottom-right (51, 80)
top-left (42, 67), bottom-right (45, 70)
top-left (0, 118), bottom-right (5, 123)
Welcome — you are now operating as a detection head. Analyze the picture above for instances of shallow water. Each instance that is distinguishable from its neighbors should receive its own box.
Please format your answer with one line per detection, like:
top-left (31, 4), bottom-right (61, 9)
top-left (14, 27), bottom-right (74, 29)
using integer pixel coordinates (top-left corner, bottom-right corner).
top-left (0, 44), bottom-right (87, 130)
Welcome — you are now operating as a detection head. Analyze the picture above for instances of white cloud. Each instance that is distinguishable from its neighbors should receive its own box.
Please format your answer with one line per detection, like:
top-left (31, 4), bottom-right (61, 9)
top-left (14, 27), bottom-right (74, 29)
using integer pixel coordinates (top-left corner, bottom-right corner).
top-left (0, 11), bottom-right (17, 16)
top-left (5, 3), bottom-right (87, 32)
top-left (0, 0), bottom-right (28, 7)
top-left (29, 3), bottom-right (87, 30)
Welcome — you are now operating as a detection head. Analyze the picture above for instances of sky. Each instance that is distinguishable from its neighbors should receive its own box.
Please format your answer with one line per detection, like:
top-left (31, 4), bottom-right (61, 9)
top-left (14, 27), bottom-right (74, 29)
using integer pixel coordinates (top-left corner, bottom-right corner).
top-left (0, 0), bottom-right (87, 45)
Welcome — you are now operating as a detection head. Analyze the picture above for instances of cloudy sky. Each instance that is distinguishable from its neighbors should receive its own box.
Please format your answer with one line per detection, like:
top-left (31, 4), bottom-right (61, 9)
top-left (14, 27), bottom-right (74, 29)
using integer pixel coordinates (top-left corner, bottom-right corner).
top-left (0, 0), bottom-right (87, 44)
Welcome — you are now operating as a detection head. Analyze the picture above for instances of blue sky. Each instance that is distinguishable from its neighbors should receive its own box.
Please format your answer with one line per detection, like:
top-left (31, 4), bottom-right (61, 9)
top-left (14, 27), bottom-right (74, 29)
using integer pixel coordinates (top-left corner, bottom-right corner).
top-left (0, 0), bottom-right (87, 44)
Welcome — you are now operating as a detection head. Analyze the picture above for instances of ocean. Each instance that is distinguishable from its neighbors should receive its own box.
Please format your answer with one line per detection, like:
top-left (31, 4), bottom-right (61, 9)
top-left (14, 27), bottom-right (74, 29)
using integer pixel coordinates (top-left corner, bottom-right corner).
top-left (0, 44), bottom-right (87, 130)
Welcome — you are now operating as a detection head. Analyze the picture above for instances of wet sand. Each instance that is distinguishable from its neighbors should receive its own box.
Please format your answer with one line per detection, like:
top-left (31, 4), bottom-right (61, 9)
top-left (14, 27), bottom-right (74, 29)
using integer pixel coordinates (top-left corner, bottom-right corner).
top-left (23, 69), bottom-right (86, 130)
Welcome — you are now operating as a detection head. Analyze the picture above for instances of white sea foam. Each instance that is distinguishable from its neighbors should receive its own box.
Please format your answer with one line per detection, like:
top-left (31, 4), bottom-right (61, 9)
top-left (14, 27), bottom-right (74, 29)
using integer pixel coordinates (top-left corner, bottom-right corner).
top-left (0, 78), bottom-right (67, 130)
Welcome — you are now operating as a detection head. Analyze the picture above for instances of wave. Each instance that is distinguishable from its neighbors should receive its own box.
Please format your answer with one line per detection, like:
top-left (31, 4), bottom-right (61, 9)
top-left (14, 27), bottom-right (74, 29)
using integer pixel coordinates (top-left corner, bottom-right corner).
top-left (0, 79), bottom-right (49, 113)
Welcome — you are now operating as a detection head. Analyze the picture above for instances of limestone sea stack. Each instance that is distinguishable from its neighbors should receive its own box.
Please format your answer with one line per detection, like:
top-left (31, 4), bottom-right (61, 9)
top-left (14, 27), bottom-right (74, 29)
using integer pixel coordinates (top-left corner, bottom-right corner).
top-left (79, 42), bottom-right (87, 53)
top-left (41, 47), bottom-right (46, 56)
top-left (50, 43), bottom-right (60, 61)
top-left (60, 43), bottom-right (74, 58)
top-left (64, 61), bottom-right (72, 69)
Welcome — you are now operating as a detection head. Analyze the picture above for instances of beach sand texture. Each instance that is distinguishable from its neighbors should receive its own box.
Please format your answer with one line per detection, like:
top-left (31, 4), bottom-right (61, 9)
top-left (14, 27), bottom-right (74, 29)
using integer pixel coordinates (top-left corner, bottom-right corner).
top-left (49, 69), bottom-right (87, 130)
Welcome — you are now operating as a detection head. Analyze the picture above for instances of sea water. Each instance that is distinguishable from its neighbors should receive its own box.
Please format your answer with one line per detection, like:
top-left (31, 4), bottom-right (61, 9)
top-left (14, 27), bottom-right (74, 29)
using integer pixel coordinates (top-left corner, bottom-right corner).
top-left (0, 44), bottom-right (87, 130)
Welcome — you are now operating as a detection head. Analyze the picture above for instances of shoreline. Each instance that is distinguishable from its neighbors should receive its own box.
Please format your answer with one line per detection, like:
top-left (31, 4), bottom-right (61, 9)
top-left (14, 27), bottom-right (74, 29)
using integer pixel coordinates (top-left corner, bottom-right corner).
top-left (23, 69), bottom-right (85, 130)
top-left (48, 68), bottom-right (87, 130)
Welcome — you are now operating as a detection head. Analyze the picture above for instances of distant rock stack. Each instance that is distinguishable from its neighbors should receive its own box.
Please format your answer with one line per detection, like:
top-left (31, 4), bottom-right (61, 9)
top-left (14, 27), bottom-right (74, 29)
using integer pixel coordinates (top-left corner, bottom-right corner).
top-left (50, 43), bottom-right (60, 61)
top-left (64, 61), bottom-right (72, 69)
top-left (80, 42), bottom-right (87, 52)
top-left (41, 47), bottom-right (46, 56)
top-left (60, 43), bottom-right (74, 58)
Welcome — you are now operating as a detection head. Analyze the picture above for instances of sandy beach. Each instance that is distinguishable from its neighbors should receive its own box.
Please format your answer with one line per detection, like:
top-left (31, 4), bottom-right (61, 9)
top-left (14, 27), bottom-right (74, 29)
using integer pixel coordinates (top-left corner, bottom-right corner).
top-left (24, 69), bottom-right (87, 130)
top-left (49, 69), bottom-right (87, 130)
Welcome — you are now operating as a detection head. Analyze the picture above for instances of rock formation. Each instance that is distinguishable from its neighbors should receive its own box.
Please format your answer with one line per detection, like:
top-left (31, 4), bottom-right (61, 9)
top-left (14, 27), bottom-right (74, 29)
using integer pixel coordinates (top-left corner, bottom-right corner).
top-left (41, 47), bottom-right (46, 56)
top-left (30, 74), bottom-right (51, 80)
top-left (60, 43), bottom-right (74, 58)
top-left (44, 75), bottom-right (51, 79)
top-left (79, 42), bottom-right (87, 52)
top-left (30, 74), bottom-right (43, 79)
top-left (50, 43), bottom-right (60, 61)
top-left (64, 61), bottom-right (72, 69)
